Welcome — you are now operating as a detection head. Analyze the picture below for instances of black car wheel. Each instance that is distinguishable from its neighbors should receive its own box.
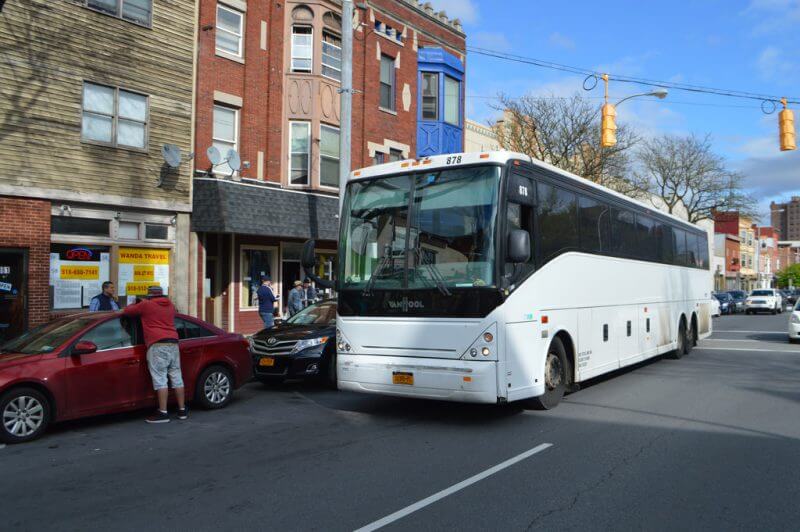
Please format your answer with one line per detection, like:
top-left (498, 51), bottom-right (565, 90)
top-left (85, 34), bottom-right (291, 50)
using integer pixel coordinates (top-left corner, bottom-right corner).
top-left (0, 387), bottom-right (51, 444)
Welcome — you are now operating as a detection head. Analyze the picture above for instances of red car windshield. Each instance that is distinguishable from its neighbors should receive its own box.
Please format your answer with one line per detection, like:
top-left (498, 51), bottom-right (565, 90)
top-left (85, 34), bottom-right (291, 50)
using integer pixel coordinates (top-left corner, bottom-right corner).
top-left (1, 318), bottom-right (96, 355)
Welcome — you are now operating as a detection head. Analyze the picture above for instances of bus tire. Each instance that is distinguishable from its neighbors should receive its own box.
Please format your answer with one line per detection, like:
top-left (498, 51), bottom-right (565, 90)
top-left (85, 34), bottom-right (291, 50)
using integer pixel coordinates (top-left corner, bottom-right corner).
top-left (528, 337), bottom-right (568, 410)
top-left (670, 319), bottom-right (686, 359)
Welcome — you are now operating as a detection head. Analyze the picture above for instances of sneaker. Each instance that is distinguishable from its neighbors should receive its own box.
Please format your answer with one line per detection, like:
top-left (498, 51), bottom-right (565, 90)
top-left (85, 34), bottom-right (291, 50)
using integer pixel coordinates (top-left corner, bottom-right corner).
top-left (177, 407), bottom-right (189, 420)
top-left (145, 410), bottom-right (170, 424)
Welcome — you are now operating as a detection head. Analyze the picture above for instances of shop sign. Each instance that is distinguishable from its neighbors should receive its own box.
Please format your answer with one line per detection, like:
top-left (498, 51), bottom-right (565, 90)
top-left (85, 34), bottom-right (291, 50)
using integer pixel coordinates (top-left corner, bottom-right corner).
top-left (65, 247), bottom-right (94, 261)
top-left (119, 248), bottom-right (170, 264)
top-left (126, 281), bottom-right (160, 297)
top-left (60, 265), bottom-right (100, 280)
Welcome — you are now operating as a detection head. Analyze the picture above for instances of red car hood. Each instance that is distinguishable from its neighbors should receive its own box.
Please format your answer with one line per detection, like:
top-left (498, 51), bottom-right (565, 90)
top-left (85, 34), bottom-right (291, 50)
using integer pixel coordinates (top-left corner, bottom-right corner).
top-left (0, 353), bottom-right (44, 370)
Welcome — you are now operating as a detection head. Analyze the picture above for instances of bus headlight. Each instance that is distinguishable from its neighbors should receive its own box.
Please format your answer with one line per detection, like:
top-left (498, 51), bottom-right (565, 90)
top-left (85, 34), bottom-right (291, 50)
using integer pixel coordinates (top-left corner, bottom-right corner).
top-left (481, 347), bottom-right (490, 356)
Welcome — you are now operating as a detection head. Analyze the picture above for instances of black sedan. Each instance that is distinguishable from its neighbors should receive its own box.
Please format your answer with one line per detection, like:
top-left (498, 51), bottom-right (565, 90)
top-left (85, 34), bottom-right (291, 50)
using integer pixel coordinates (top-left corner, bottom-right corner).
top-left (713, 292), bottom-right (734, 314)
top-left (727, 290), bottom-right (747, 313)
top-left (250, 299), bottom-right (337, 387)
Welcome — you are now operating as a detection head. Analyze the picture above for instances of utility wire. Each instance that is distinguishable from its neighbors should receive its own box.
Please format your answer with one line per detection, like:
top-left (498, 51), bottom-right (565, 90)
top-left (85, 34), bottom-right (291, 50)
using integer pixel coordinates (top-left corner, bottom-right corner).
top-left (467, 47), bottom-right (800, 105)
top-left (465, 93), bottom-right (767, 110)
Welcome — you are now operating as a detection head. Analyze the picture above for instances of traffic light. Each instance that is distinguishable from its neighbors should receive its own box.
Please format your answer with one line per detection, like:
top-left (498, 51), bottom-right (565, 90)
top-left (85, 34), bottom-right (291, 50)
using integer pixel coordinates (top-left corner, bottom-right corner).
top-left (779, 98), bottom-right (796, 151)
top-left (601, 103), bottom-right (617, 147)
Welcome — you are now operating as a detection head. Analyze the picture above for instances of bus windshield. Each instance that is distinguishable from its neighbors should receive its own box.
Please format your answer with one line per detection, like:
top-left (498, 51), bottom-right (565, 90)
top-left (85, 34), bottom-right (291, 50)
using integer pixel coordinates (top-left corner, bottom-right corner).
top-left (340, 165), bottom-right (501, 291)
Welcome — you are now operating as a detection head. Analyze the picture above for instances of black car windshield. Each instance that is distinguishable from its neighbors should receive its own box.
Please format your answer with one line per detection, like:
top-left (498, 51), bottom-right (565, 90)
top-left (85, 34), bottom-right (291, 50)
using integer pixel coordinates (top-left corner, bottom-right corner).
top-left (1, 317), bottom-right (96, 355)
top-left (751, 290), bottom-right (774, 296)
top-left (287, 300), bottom-right (337, 325)
top-left (340, 165), bottom-right (501, 290)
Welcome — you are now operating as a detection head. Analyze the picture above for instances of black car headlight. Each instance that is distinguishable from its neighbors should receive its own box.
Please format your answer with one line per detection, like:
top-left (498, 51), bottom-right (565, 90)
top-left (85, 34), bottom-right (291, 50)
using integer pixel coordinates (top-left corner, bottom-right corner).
top-left (291, 337), bottom-right (329, 354)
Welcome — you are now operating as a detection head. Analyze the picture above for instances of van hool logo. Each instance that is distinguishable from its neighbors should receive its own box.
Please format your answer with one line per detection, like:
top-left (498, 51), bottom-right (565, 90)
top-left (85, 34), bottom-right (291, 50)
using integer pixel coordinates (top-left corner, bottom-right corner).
top-left (387, 297), bottom-right (424, 311)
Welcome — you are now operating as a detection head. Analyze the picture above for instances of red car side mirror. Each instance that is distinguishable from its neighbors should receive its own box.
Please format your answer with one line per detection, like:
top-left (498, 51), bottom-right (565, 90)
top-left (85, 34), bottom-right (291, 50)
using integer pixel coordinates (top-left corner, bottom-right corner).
top-left (72, 341), bottom-right (98, 355)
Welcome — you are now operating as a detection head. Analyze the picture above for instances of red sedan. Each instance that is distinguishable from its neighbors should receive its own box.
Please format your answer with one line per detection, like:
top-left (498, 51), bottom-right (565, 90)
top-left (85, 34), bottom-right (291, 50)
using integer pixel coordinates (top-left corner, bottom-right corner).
top-left (0, 312), bottom-right (252, 443)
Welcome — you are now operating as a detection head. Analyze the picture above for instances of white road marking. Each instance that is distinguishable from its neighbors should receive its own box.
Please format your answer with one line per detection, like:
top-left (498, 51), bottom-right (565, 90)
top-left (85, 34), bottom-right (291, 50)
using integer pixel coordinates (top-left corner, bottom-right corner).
top-left (696, 347), bottom-right (800, 354)
top-left (713, 330), bottom-right (787, 334)
top-left (354, 443), bottom-right (553, 532)
top-left (706, 338), bottom-right (784, 342)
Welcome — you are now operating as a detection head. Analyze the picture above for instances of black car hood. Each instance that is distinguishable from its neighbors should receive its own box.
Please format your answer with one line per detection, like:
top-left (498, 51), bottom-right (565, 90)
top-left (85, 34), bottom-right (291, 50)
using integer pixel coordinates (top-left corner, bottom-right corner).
top-left (252, 323), bottom-right (335, 342)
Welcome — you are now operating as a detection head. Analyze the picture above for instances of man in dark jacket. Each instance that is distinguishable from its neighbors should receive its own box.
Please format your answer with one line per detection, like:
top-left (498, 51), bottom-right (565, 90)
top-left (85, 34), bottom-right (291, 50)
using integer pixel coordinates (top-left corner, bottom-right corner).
top-left (122, 286), bottom-right (185, 424)
top-left (256, 276), bottom-right (278, 328)
top-left (89, 281), bottom-right (119, 311)
top-left (302, 278), bottom-right (317, 307)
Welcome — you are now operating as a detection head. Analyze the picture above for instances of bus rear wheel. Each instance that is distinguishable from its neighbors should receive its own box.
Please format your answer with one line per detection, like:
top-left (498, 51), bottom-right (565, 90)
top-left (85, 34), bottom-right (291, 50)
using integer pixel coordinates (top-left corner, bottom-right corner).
top-left (529, 337), bottom-right (568, 410)
top-left (670, 320), bottom-right (686, 359)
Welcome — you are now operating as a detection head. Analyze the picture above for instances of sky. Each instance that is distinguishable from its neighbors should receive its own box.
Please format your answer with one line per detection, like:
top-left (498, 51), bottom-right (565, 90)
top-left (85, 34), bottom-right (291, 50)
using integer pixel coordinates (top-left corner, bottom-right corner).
top-left (433, 0), bottom-right (800, 222)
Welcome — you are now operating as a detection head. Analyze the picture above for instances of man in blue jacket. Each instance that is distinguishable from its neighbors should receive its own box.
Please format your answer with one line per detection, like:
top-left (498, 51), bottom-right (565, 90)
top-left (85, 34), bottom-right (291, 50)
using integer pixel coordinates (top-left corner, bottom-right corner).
top-left (89, 281), bottom-right (119, 311)
top-left (256, 276), bottom-right (277, 328)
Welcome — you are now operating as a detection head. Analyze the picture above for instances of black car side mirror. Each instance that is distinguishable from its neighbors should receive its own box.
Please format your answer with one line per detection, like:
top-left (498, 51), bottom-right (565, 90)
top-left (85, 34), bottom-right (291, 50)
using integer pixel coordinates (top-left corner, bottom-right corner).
top-left (72, 341), bottom-right (98, 355)
top-left (507, 230), bottom-right (531, 264)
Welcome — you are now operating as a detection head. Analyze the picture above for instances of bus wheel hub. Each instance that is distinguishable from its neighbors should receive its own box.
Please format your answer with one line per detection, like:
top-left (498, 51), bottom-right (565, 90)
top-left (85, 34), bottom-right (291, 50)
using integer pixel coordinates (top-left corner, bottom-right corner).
top-left (545, 353), bottom-right (562, 390)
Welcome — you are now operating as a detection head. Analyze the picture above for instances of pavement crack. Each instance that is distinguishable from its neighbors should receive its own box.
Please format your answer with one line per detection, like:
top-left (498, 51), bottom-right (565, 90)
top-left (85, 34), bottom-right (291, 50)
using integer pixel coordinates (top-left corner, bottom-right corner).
top-left (524, 431), bottom-right (668, 531)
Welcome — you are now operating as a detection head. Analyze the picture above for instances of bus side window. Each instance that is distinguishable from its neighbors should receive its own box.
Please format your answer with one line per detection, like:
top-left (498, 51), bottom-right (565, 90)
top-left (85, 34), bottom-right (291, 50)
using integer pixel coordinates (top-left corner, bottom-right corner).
top-left (536, 182), bottom-right (579, 264)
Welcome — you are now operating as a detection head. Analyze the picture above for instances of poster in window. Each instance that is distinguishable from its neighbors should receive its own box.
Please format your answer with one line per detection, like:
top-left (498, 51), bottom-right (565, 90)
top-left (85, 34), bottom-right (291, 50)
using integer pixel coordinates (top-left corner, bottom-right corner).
top-left (118, 247), bottom-right (170, 297)
top-left (49, 245), bottom-right (110, 309)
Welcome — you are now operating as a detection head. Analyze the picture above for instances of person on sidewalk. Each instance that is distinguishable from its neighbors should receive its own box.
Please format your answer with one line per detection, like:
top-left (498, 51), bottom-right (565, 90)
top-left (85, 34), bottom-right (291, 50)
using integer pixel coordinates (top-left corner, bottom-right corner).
top-left (302, 278), bottom-right (317, 307)
top-left (287, 280), bottom-right (304, 317)
top-left (122, 286), bottom-right (186, 424)
top-left (89, 281), bottom-right (119, 311)
top-left (256, 276), bottom-right (278, 328)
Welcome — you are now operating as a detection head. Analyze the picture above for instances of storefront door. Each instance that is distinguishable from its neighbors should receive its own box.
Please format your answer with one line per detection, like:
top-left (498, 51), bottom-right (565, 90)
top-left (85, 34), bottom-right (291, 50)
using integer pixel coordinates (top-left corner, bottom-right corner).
top-left (282, 262), bottom-right (301, 314)
top-left (0, 249), bottom-right (27, 342)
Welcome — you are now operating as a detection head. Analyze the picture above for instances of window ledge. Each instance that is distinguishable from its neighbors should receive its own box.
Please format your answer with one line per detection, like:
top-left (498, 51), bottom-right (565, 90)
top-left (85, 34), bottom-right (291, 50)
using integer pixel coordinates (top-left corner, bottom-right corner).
top-left (379, 107), bottom-right (398, 116)
top-left (81, 139), bottom-right (149, 155)
top-left (216, 50), bottom-right (245, 64)
top-left (375, 31), bottom-right (404, 47)
top-left (84, 6), bottom-right (152, 29)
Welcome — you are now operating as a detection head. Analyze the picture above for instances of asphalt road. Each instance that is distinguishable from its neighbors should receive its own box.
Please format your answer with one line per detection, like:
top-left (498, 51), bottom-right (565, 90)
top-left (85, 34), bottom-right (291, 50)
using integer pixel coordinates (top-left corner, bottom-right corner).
top-left (2, 312), bottom-right (799, 531)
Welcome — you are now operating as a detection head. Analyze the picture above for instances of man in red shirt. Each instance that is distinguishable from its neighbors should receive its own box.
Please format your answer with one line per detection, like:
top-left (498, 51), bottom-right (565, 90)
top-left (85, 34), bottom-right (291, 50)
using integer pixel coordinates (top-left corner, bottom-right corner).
top-left (123, 286), bottom-right (187, 423)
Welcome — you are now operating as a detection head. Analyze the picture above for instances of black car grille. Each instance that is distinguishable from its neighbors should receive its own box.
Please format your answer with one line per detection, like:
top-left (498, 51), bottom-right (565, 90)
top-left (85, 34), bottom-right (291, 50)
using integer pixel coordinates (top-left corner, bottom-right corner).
top-left (251, 338), bottom-right (299, 357)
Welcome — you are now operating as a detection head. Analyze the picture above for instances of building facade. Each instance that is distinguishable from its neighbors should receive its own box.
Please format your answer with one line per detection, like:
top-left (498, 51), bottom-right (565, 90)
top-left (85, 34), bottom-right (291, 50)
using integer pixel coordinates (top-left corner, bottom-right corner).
top-left (714, 211), bottom-right (755, 291)
top-left (0, 0), bottom-right (196, 341)
top-left (464, 118), bottom-right (500, 152)
top-left (771, 197), bottom-right (800, 241)
top-left (756, 227), bottom-right (780, 288)
top-left (713, 233), bottom-right (740, 291)
top-left (191, 0), bottom-right (466, 333)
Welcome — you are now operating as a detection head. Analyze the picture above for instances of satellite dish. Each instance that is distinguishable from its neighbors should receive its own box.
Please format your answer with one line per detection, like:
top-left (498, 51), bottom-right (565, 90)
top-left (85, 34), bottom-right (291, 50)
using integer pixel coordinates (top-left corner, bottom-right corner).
top-left (161, 144), bottom-right (182, 169)
top-left (207, 146), bottom-right (222, 165)
top-left (227, 149), bottom-right (241, 172)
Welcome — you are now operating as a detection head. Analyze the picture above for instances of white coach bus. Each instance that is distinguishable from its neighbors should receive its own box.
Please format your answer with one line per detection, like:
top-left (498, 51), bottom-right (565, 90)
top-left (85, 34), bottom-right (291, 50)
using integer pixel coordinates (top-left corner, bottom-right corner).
top-left (328, 151), bottom-right (711, 409)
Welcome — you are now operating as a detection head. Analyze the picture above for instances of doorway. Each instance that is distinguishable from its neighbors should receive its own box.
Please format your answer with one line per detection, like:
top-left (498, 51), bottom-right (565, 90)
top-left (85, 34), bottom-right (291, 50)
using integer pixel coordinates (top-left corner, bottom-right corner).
top-left (281, 261), bottom-right (301, 315)
top-left (205, 256), bottom-right (222, 328)
top-left (0, 249), bottom-right (27, 342)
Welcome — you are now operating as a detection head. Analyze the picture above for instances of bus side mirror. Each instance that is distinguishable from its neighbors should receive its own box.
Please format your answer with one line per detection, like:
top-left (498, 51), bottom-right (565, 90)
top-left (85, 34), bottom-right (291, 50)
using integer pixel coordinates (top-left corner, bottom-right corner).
top-left (507, 230), bottom-right (530, 263)
top-left (301, 239), bottom-right (317, 270)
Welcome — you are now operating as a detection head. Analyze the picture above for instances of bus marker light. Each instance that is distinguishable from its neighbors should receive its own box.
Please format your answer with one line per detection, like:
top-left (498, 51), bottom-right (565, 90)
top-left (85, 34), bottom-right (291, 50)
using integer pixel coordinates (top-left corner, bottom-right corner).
top-left (481, 347), bottom-right (490, 356)
top-left (423, 159), bottom-right (433, 164)
top-left (353, 171), bottom-right (361, 177)
top-left (480, 153), bottom-right (490, 159)
top-left (541, 315), bottom-right (549, 324)
top-left (401, 162), bottom-right (411, 168)
top-left (412, 161), bottom-right (421, 166)
top-left (463, 376), bottom-right (472, 382)
top-left (483, 332), bottom-right (494, 342)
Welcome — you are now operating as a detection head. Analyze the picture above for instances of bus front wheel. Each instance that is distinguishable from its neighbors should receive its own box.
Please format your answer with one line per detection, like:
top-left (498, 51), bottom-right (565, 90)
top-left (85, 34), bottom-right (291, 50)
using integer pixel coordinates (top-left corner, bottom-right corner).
top-left (529, 337), bottom-right (568, 410)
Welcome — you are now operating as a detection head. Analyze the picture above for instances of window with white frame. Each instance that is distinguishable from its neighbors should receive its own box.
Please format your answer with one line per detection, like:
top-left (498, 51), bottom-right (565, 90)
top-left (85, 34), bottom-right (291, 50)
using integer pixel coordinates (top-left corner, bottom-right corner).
top-left (320, 125), bottom-right (340, 188)
top-left (444, 75), bottom-right (460, 125)
top-left (87, 0), bottom-right (152, 26)
top-left (213, 105), bottom-right (238, 175)
top-left (379, 55), bottom-right (395, 111)
top-left (216, 5), bottom-right (244, 57)
top-left (289, 121), bottom-right (311, 185)
top-left (82, 82), bottom-right (148, 149)
top-left (421, 72), bottom-right (439, 121)
top-left (322, 31), bottom-right (342, 81)
top-left (292, 26), bottom-right (313, 72)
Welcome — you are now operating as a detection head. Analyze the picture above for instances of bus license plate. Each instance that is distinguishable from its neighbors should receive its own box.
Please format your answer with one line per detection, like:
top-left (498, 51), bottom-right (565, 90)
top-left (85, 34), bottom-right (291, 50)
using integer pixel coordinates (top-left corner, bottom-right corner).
top-left (392, 372), bottom-right (414, 385)
top-left (259, 357), bottom-right (275, 367)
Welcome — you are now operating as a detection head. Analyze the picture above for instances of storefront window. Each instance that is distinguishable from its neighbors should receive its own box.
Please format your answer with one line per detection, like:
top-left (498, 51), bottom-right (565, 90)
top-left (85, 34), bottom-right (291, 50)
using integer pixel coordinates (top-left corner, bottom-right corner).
top-left (241, 248), bottom-right (276, 308)
top-left (51, 216), bottom-right (109, 237)
top-left (117, 248), bottom-right (170, 306)
top-left (50, 244), bottom-right (111, 310)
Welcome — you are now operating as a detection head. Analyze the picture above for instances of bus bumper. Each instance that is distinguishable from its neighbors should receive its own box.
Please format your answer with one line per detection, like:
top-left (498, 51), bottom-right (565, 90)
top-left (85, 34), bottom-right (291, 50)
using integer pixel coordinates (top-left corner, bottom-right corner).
top-left (337, 354), bottom-right (499, 404)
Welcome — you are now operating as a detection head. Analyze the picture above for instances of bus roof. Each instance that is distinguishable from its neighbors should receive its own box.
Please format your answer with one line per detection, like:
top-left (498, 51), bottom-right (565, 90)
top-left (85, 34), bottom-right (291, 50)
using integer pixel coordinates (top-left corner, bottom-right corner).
top-left (349, 150), bottom-right (703, 233)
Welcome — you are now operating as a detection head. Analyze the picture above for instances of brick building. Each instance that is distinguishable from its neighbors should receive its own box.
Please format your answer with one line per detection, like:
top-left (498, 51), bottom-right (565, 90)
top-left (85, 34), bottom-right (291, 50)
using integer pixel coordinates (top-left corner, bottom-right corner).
top-left (0, 0), bottom-right (195, 340)
top-left (190, 0), bottom-right (467, 333)
top-left (713, 233), bottom-right (740, 291)
top-left (756, 227), bottom-right (780, 288)
top-left (771, 197), bottom-right (800, 241)
top-left (714, 211), bottom-right (755, 291)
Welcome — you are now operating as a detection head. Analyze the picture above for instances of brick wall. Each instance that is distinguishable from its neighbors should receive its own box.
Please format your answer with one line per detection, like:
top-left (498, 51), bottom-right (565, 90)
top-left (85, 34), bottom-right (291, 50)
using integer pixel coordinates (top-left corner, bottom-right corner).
top-left (0, 196), bottom-right (51, 328)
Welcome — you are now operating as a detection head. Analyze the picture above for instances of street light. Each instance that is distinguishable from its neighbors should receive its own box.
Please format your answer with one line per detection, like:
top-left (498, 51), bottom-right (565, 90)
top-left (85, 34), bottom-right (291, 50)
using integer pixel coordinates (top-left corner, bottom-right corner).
top-left (600, 73), bottom-right (668, 147)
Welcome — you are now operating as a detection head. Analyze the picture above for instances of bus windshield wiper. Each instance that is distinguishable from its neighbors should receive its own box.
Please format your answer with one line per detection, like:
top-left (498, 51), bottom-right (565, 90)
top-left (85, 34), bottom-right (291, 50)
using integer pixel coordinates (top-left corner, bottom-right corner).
top-left (362, 243), bottom-right (394, 296)
top-left (413, 245), bottom-right (451, 296)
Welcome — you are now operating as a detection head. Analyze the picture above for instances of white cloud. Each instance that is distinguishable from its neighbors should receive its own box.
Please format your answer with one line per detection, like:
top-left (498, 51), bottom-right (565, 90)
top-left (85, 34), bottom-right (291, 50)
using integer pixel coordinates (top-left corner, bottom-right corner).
top-left (470, 31), bottom-right (511, 51)
top-left (742, 0), bottom-right (800, 35)
top-left (756, 46), bottom-right (794, 80)
top-left (548, 32), bottom-right (576, 51)
top-left (429, 0), bottom-right (478, 24)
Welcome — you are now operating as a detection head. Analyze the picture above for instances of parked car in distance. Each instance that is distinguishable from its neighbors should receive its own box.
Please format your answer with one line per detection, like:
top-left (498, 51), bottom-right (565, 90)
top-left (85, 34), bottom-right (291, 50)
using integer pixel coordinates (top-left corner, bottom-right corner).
top-left (250, 299), bottom-right (337, 386)
top-left (782, 289), bottom-right (800, 307)
top-left (0, 312), bottom-right (252, 443)
top-left (727, 290), bottom-right (747, 313)
top-left (713, 292), bottom-right (734, 315)
top-left (710, 296), bottom-right (721, 317)
top-left (789, 300), bottom-right (800, 342)
top-left (745, 289), bottom-right (783, 315)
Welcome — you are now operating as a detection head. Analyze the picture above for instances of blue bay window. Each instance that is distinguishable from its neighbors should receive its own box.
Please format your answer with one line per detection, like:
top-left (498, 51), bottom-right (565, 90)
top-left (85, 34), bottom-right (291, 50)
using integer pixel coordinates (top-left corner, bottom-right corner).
top-left (417, 47), bottom-right (464, 157)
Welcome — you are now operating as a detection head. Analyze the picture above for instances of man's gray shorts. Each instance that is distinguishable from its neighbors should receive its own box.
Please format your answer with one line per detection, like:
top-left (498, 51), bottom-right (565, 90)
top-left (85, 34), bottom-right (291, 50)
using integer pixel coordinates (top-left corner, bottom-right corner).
top-left (147, 342), bottom-right (184, 390)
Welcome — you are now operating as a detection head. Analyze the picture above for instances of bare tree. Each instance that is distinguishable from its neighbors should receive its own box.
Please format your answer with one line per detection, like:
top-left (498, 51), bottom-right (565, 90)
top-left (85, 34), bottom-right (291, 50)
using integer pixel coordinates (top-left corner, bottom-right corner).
top-left (492, 93), bottom-right (641, 196)
top-left (633, 134), bottom-right (756, 223)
